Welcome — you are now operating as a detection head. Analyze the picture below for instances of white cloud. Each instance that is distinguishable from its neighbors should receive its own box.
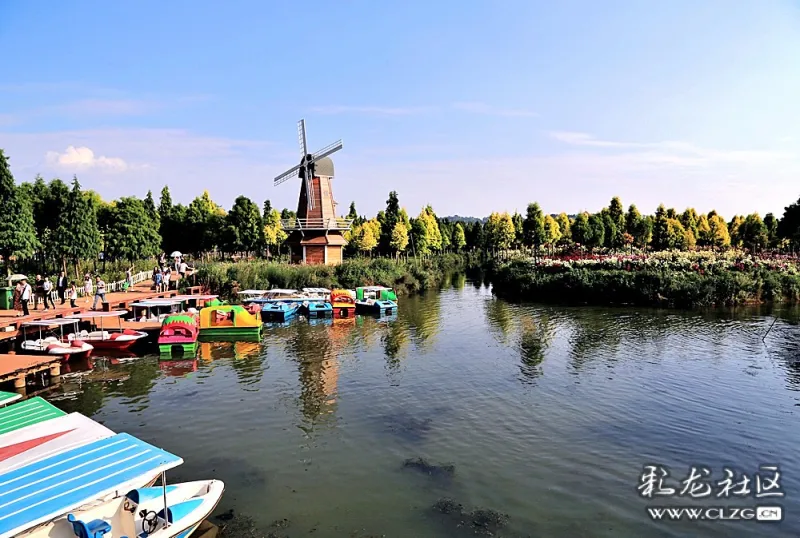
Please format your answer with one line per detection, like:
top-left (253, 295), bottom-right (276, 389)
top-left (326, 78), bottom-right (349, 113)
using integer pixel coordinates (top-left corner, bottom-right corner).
top-left (547, 131), bottom-right (792, 167)
top-left (45, 146), bottom-right (128, 172)
top-left (307, 105), bottom-right (431, 116)
top-left (452, 102), bottom-right (538, 118)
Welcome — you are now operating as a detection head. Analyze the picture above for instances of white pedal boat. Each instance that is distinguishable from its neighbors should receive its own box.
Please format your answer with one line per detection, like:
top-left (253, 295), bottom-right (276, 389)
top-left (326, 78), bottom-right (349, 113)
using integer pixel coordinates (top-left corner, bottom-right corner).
top-left (20, 480), bottom-right (224, 538)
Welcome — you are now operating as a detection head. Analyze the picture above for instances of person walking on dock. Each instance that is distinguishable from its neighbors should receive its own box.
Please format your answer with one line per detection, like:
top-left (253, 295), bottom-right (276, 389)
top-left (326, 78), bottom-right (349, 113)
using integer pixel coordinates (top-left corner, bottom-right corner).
top-left (83, 275), bottom-right (93, 304)
top-left (68, 281), bottom-right (77, 308)
top-left (19, 277), bottom-right (31, 316)
top-left (12, 282), bottom-right (22, 317)
top-left (33, 275), bottom-right (44, 310)
top-left (56, 271), bottom-right (68, 304)
top-left (42, 277), bottom-right (55, 310)
top-left (125, 266), bottom-right (133, 292)
top-left (91, 276), bottom-right (106, 310)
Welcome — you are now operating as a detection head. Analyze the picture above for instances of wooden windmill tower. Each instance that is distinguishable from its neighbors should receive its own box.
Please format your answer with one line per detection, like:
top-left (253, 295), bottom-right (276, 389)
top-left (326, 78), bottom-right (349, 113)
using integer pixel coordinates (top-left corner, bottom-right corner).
top-left (274, 119), bottom-right (353, 265)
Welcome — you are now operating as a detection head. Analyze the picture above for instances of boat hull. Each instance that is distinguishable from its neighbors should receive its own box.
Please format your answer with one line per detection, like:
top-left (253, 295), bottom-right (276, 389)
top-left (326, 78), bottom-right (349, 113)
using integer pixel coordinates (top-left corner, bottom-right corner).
top-left (355, 300), bottom-right (397, 316)
top-left (301, 302), bottom-right (333, 317)
top-left (197, 328), bottom-right (261, 340)
top-left (158, 342), bottom-right (197, 356)
top-left (261, 304), bottom-right (300, 322)
top-left (18, 480), bottom-right (224, 538)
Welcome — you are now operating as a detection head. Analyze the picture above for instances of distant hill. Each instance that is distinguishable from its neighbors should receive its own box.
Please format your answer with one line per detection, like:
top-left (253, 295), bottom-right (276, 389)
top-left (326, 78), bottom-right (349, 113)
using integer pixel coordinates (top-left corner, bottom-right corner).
top-left (442, 215), bottom-right (488, 224)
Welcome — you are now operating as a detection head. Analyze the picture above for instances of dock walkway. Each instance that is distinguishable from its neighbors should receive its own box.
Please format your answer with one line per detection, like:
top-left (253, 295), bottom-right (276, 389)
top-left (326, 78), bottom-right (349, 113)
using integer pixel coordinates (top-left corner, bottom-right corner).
top-left (0, 282), bottom-right (204, 342)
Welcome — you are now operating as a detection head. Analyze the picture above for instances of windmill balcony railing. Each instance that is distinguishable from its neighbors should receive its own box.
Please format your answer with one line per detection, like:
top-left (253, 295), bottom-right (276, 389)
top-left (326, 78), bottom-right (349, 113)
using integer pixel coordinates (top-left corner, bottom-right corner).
top-left (280, 218), bottom-right (354, 230)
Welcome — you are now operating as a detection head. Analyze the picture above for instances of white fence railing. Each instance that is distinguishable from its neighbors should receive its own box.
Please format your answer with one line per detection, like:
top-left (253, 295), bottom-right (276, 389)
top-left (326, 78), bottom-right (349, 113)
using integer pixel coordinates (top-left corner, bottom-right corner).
top-left (37, 271), bottom-right (152, 305)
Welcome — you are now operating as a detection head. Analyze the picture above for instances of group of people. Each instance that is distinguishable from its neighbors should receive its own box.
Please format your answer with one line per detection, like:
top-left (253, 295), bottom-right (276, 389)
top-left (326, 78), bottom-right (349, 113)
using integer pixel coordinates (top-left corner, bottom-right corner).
top-left (11, 271), bottom-right (110, 316)
top-left (152, 255), bottom-right (191, 293)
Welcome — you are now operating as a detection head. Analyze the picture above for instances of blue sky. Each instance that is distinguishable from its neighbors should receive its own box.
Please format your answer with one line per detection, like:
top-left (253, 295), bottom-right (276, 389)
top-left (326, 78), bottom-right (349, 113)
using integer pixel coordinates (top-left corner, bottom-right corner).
top-left (1, 0), bottom-right (799, 219)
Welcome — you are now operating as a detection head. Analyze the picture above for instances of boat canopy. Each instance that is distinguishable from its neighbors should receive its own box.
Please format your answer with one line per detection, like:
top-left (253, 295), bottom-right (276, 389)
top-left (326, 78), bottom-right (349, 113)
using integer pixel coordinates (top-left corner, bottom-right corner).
top-left (0, 392), bottom-right (21, 407)
top-left (0, 397), bottom-right (66, 436)
top-left (237, 290), bottom-right (268, 295)
top-left (302, 288), bottom-right (331, 294)
top-left (67, 310), bottom-right (129, 319)
top-left (0, 412), bottom-right (114, 474)
top-left (131, 299), bottom-right (185, 306)
top-left (21, 319), bottom-right (81, 327)
top-left (172, 294), bottom-right (218, 300)
top-left (359, 286), bottom-right (392, 291)
top-left (0, 433), bottom-right (183, 538)
top-left (267, 289), bottom-right (298, 294)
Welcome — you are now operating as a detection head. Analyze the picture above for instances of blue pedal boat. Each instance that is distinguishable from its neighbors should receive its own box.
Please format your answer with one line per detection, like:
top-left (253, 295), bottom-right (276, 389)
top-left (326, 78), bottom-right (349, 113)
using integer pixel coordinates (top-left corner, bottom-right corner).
top-left (354, 286), bottom-right (398, 316)
top-left (301, 300), bottom-right (333, 317)
top-left (0, 433), bottom-right (183, 538)
top-left (261, 301), bottom-right (301, 322)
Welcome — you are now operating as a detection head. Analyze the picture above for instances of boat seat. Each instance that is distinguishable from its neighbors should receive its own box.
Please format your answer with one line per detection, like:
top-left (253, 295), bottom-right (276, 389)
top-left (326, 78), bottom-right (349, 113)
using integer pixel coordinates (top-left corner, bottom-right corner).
top-left (80, 330), bottom-right (89, 337)
top-left (67, 513), bottom-right (111, 538)
top-left (157, 498), bottom-right (204, 525)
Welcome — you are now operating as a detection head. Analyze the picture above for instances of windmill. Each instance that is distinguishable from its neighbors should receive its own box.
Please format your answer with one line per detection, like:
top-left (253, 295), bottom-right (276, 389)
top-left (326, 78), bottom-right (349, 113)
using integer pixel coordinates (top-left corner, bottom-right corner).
top-left (274, 119), bottom-right (343, 211)
top-left (273, 119), bottom-right (353, 265)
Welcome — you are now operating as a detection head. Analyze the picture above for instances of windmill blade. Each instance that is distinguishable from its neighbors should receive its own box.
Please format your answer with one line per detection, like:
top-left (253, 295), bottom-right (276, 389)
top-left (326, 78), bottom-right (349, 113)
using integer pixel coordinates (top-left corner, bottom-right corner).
top-left (309, 140), bottom-right (343, 163)
top-left (298, 119), bottom-right (308, 158)
top-left (274, 164), bottom-right (301, 186)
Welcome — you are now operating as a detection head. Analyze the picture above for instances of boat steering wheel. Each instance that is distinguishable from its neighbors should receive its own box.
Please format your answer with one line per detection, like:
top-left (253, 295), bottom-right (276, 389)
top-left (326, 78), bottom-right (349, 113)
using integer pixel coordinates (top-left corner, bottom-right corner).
top-left (140, 510), bottom-right (160, 534)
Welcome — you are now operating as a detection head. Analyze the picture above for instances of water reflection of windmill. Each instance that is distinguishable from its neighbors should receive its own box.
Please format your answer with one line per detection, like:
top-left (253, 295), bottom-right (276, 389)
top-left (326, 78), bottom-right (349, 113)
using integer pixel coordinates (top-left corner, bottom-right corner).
top-left (287, 324), bottom-right (340, 423)
top-left (273, 119), bottom-right (353, 265)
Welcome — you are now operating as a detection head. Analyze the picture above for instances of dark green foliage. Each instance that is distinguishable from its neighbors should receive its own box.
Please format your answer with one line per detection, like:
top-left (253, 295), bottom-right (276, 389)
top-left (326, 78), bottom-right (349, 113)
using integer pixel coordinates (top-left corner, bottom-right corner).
top-left (144, 190), bottom-right (159, 228)
top-left (196, 253), bottom-right (482, 299)
top-left (522, 203), bottom-right (545, 248)
top-left (587, 214), bottom-right (605, 248)
top-left (55, 177), bottom-right (101, 273)
top-left (378, 191), bottom-right (400, 254)
top-left (778, 196), bottom-right (800, 248)
top-left (0, 150), bottom-right (39, 270)
top-left (492, 261), bottom-right (800, 308)
top-left (224, 195), bottom-right (263, 254)
top-left (106, 197), bottom-right (161, 261)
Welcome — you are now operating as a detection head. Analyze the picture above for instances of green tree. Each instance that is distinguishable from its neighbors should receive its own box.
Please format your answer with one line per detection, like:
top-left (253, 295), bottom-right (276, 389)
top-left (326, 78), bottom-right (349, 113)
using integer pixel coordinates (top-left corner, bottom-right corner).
top-left (571, 212), bottom-right (592, 246)
top-left (453, 222), bottom-right (467, 250)
top-left (728, 215), bottom-right (745, 248)
top-left (226, 195), bottom-right (263, 255)
top-left (601, 211), bottom-right (618, 249)
top-left (158, 186), bottom-right (173, 253)
top-left (625, 204), bottom-right (642, 235)
top-left (390, 221), bottom-right (409, 255)
top-left (186, 190), bottom-right (225, 255)
top-left (651, 204), bottom-right (670, 250)
top-left (378, 191), bottom-right (401, 254)
top-left (143, 190), bottom-right (159, 229)
top-left (485, 212), bottom-right (516, 251)
top-left (522, 203), bottom-right (546, 250)
top-left (665, 218), bottom-right (686, 250)
top-left (410, 218), bottom-right (430, 256)
top-left (679, 208), bottom-right (699, 238)
top-left (543, 214), bottom-right (561, 246)
top-left (263, 208), bottom-right (287, 257)
top-left (606, 196), bottom-right (625, 248)
top-left (777, 197), bottom-right (800, 248)
top-left (346, 201), bottom-right (358, 221)
top-left (763, 213), bottom-right (779, 248)
top-left (703, 214), bottom-right (731, 248)
top-left (106, 197), bottom-right (161, 261)
top-left (511, 212), bottom-right (524, 249)
top-left (739, 213), bottom-right (768, 252)
top-left (632, 215), bottom-right (653, 249)
top-left (556, 212), bottom-right (571, 242)
top-left (56, 177), bottom-right (101, 277)
top-left (0, 149), bottom-right (38, 273)
top-left (587, 214), bottom-right (605, 249)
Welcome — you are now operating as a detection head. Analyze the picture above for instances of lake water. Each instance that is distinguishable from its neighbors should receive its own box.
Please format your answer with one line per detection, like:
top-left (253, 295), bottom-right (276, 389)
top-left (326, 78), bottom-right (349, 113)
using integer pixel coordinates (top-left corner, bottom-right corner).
top-left (48, 276), bottom-right (800, 537)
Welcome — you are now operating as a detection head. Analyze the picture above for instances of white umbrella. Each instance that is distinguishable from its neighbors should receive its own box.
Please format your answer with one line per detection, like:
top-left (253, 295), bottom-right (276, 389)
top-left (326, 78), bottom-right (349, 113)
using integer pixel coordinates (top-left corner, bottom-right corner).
top-left (170, 251), bottom-right (182, 258)
top-left (7, 274), bottom-right (27, 283)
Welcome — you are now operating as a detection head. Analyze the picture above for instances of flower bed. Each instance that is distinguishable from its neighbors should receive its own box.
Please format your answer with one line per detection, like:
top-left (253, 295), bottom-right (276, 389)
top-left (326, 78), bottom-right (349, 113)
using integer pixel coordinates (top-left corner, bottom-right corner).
top-left (528, 250), bottom-right (799, 275)
top-left (491, 251), bottom-right (800, 308)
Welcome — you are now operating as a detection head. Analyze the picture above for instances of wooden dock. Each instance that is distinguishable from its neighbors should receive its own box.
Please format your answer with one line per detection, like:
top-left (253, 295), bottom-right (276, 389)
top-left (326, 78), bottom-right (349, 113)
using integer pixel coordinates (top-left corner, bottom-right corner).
top-left (0, 353), bottom-right (62, 389)
top-left (0, 283), bottom-right (204, 342)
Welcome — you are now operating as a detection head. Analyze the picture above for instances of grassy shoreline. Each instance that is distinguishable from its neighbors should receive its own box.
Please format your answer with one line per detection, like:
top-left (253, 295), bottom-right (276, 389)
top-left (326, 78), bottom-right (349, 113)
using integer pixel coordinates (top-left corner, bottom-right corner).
top-left (195, 253), bottom-right (481, 300)
top-left (489, 252), bottom-right (800, 308)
